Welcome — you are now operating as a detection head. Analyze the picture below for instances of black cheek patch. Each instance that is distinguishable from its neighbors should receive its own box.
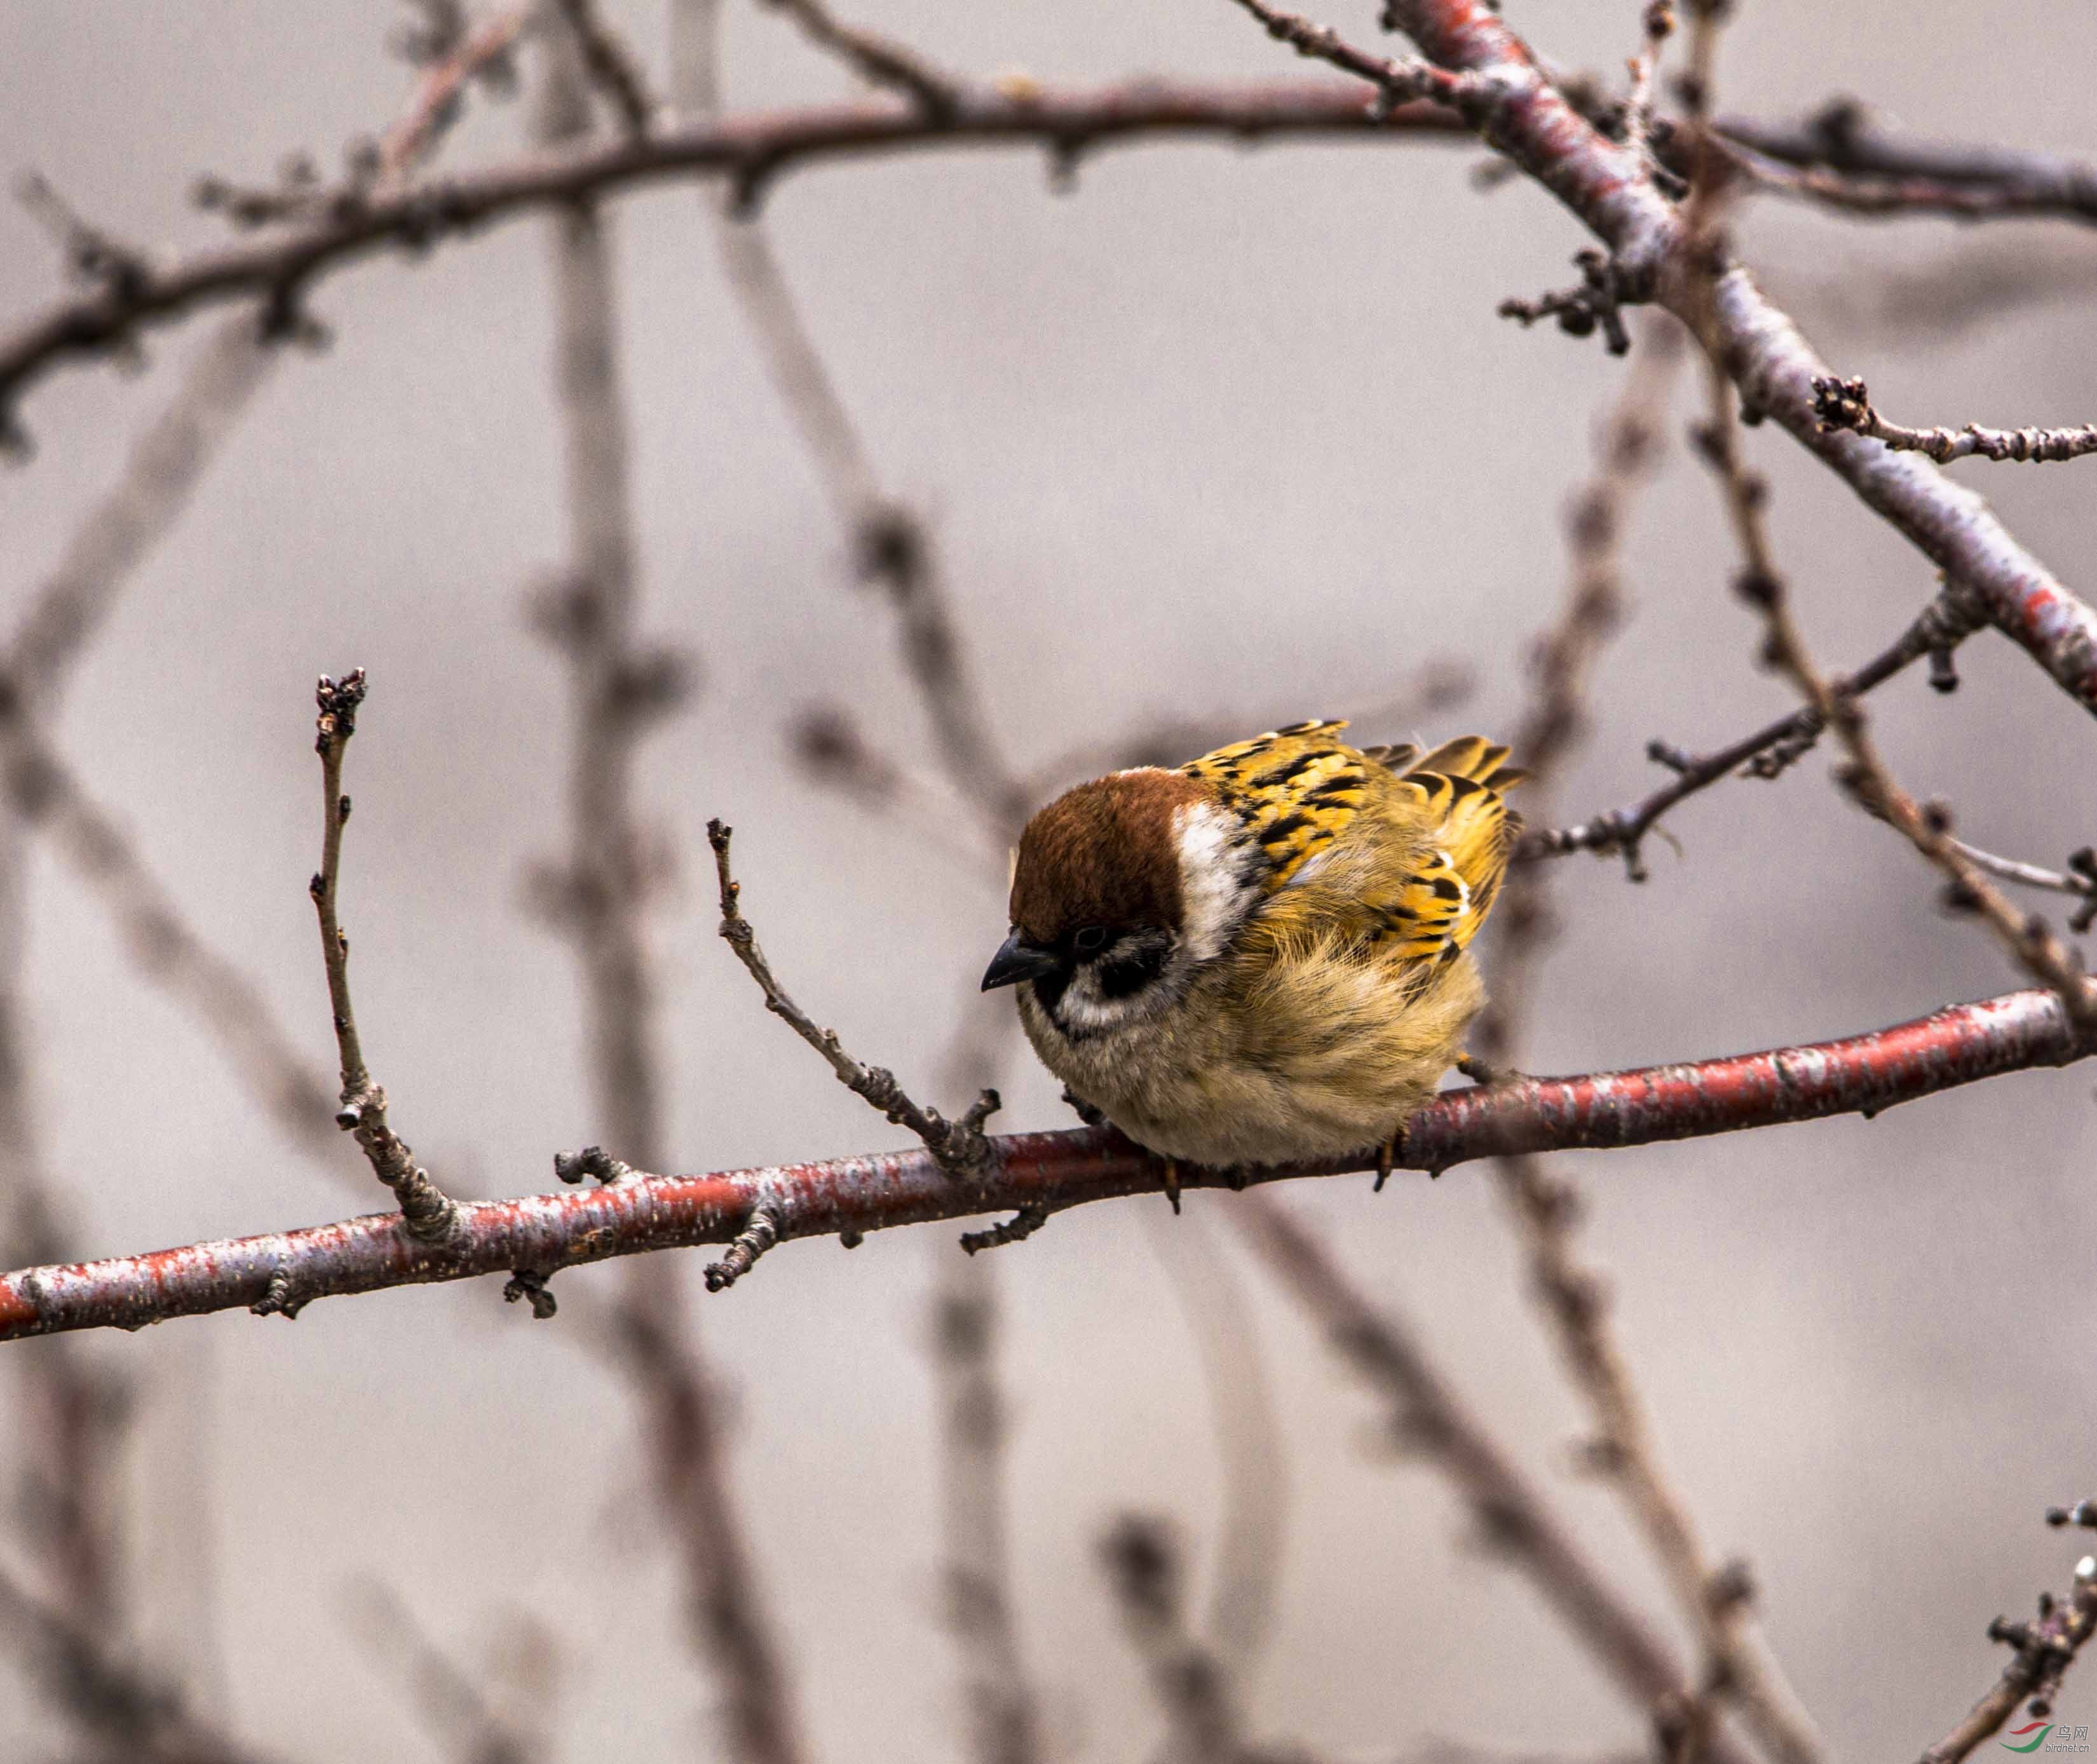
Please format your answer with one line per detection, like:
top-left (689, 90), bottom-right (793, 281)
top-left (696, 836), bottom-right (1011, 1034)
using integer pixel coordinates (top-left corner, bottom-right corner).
top-left (1029, 968), bottom-right (1074, 1019)
top-left (1095, 941), bottom-right (1171, 1000)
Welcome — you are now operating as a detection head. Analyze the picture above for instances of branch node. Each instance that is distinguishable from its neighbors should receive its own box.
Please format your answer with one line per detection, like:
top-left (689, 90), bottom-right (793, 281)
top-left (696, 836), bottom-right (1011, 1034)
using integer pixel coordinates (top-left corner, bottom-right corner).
top-left (1499, 250), bottom-right (1643, 355)
top-left (705, 1202), bottom-right (784, 1292)
top-left (960, 1202), bottom-right (1050, 1254)
top-left (250, 1268), bottom-right (306, 1320)
top-left (553, 1144), bottom-right (632, 1184)
top-left (503, 1268), bottom-right (559, 1319)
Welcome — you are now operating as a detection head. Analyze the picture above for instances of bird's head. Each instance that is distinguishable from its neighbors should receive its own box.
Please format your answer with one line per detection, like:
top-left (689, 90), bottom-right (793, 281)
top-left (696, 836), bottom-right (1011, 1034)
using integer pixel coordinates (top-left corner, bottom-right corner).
top-left (982, 768), bottom-right (1259, 1038)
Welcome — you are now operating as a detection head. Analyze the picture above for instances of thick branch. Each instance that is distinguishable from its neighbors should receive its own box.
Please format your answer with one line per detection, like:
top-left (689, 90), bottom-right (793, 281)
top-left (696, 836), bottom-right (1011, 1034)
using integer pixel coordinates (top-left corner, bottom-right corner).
top-left (0, 986), bottom-right (2084, 1341)
top-left (1361, 0), bottom-right (2097, 717)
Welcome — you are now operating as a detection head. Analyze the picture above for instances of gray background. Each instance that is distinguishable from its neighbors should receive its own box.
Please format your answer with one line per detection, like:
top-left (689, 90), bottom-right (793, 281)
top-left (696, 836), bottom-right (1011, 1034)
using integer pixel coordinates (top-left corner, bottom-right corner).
top-left (2, 1), bottom-right (2096, 1758)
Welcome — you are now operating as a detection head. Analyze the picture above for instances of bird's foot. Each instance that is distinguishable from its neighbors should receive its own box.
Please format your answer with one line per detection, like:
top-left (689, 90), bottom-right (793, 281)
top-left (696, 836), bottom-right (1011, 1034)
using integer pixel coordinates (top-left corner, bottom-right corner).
top-left (1061, 1087), bottom-right (1107, 1127)
top-left (1162, 1158), bottom-right (1181, 1216)
top-left (1374, 1127), bottom-right (1403, 1193)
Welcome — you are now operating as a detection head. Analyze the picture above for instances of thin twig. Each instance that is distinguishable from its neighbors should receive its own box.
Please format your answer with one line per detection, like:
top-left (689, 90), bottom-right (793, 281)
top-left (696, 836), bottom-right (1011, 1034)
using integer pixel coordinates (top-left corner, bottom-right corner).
top-left (755, 0), bottom-right (961, 119)
top-left (1714, 98), bottom-right (2097, 226)
top-left (0, 1559), bottom-right (286, 1764)
top-left (309, 672), bottom-right (462, 1244)
top-left (707, 819), bottom-right (999, 1179)
top-left (1918, 1545), bottom-right (2097, 1764)
top-left (1810, 374), bottom-right (2097, 465)
top-left (1948, 841), bottom-right (2097, 932)
top-left (1139, 1206), bottom-right (1289, 1673)
top-left (1692, 323), bottom-right (2097, 1030)
top-left (932, 1257), bottom-right (1043, 1764)
top-left (1478, 219), bottom-right (1828, 1764)
top-left (1519, 581), bottom-right (1987, 879)
top-left (1365, 0), bottom-right (2097, 715)
top-left (0, 79), bottom-right (1470, 434)
top-left (1098, 1514), bottom-right (1263, 1764)
top-left (1, 983), bottom-right (2089, 1340)
top-left (551, 0), bottom-right (655, 136)
top-left (347, 1578), bottom-right (547, 1764)
top-left (1228, 0), bottom-right (1489, 118)
top-left (372, 4), bottom-right (533, 193)
top-left (1229, 1190), bottom-right (1750, 1764)
top-left (672, 0), bottom-right (1028, 834)
top-left (531, 32), bottom-right (806, 1764)
top-left (1620, 3), bottom-right (1676, 170)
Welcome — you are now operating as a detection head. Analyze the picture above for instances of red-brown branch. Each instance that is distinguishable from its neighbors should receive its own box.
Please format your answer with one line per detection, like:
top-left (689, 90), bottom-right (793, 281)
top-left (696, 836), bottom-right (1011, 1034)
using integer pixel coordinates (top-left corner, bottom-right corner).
top-left (0, 987), bottom-right (2083, 1341)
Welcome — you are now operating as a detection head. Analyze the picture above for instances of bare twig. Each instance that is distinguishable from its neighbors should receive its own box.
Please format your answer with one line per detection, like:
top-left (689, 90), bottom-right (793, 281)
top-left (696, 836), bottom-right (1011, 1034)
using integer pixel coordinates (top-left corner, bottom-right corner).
top-left (1228, 0), bottom-right (1492, 117)
top-left (372, 5), bottom-right (532, 193)
top-left (707, 819), bottom-right (999, 1180)
top-left (1, 983), bottom-right (2088, 1340)
top-left (1714, 98), bottom-right (2097, 227)
top-left (1948, 841), bottom-right (2097, 933)
top-left (550, 0), bottom-right (655, 136)
top-left (932, 1259), bottom-right (1042, 1764)
top-left (1229, 1190), bottom-right (1749, 1764)
top-left (1521, 581), bottom-right (1987, 879)
top-left (1139, 1207), bottom-right (1289, 1674)
top-left (6, 320), bottom-right (275, 698)
top-left (672, 0), bottom-right (1028, 835)
top-left (0, 80), bottom-right (1471, 431)
top-left (1810, 375), bottom-right (2097, 465)
top-left (1361, 0), bottom-right (2097, 716)
top-left (347, 1579), bottom-right (546, 1764)
top-left (1620, 3), bottom-right (1676, 170)
top-left (1693, 336), bottom-right (2097, 1029)
top-left (1479, 221), bottom-right (1828, 1764)
top-left (532, 34), bottom-right (805, 1764)
top-left (0, 1559), bottom-right (287, 1764)
top-left (608, 1297), bottom-right (806, 1764)
top-left (309, 672), bottom-right (462, 1244)
top-left (756, 0), bottom-right (961, 119)
top-left (1918, 1544), bottom-right (2097, 1764)
top-left (1099, 1515), bottom-right (1268, 1764)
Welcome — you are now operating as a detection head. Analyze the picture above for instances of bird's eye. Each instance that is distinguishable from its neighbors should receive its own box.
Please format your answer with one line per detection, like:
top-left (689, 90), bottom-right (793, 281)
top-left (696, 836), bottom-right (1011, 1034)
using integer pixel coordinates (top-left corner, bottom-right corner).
top-left (1073, 925), bottom-right (1110, 955)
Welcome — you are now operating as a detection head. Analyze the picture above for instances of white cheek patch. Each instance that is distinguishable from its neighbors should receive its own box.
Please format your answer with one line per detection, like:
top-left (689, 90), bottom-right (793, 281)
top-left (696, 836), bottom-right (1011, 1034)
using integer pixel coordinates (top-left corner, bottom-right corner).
top-left (1173, 801), bottom-right (1260, 964)
top-left (1053, 967), bottom-right (1141, 1035)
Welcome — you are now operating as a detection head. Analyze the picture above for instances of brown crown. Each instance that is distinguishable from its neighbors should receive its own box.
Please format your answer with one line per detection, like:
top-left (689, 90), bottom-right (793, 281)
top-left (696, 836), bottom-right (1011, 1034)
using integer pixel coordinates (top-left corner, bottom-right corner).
top-left (1008, 768), bottom-right (1207, 942)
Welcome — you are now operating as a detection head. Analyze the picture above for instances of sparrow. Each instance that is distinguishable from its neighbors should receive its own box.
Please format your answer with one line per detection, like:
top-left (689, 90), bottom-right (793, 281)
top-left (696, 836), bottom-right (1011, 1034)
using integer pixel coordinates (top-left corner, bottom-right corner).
top-left (981, 721), bottom-right (1525, 1175)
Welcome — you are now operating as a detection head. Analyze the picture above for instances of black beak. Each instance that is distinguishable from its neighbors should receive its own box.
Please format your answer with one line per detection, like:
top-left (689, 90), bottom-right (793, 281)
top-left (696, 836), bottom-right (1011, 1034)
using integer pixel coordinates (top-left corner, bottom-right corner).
top-left (981, 930), bottom-right (1062, 992)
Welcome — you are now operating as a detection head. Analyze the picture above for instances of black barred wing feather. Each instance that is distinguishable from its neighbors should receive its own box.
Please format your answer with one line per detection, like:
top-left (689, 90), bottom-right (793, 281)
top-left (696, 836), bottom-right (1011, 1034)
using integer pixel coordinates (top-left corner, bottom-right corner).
top-left (1183, 722), bottom-right (1526, 970)
top-left (1373, 736), bottom-right (1526, 963)
top-left (1179, 720), bottom-right (1375, 891)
